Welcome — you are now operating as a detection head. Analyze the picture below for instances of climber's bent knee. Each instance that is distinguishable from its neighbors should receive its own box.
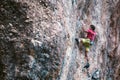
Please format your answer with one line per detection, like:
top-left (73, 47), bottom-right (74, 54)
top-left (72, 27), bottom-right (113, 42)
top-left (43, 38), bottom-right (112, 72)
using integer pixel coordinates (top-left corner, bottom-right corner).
top-left (86, 47), bottom-right (90, 52)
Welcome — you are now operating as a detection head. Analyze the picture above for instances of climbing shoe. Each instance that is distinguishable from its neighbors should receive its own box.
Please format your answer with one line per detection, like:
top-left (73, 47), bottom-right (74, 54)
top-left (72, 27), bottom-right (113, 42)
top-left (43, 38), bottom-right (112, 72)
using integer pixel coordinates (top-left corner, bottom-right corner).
top-left (75, 38), bottom-right (79, 44)
top-left (83, 62), bottom-right (90, 69)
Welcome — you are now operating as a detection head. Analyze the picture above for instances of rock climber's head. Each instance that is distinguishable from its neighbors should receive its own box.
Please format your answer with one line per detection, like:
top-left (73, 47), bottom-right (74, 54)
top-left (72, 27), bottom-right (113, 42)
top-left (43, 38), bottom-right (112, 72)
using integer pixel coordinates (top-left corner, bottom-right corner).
top-left (90, 25), bottom-right (95, 31)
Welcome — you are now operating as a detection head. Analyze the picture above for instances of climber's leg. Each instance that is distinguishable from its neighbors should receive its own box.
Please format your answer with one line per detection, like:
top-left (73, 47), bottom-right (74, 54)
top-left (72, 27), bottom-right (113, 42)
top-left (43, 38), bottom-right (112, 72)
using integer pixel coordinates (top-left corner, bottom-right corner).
top-left (85, 46), bottom-right (90, 62)
top-left (75, 38), bottom-right (83, 50)
top-left (83, 39), bottom-right (90, 69)
top-left (79, 38), bottom-right (84, 50)
top-left (83, 50), bottom-right (90, 69)
top-left (85, 50), bottom-right (89, 62)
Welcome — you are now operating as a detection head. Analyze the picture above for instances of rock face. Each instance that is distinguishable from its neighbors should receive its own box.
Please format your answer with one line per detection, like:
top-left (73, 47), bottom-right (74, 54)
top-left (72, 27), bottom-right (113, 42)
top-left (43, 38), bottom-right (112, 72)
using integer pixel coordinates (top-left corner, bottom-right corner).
top-left (0, 0), bottom-right (66, 80)
top-left (0, 0), bottom-right (120, 80)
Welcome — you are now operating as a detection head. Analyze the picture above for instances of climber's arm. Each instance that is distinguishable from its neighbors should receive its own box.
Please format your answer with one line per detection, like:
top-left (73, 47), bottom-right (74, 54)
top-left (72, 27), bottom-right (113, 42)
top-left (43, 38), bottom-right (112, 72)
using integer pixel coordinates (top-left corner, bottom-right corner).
top-left (82, 27), bottom-right (88, 33)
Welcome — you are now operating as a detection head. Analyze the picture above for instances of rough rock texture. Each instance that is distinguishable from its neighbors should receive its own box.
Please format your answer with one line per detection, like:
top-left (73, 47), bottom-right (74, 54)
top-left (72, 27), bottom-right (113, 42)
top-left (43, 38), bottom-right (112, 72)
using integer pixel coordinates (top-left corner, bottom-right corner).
top-left (0, 0), bottom-right (66, 80)
top-left (0, 0), bottom-right (120, 80)
top-left (104, 0), bottom-right (120, 80)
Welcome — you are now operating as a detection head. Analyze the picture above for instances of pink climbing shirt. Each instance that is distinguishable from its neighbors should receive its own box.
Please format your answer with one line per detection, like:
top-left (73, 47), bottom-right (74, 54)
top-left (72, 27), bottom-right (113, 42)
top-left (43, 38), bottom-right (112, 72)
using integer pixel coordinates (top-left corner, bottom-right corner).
top-left (87, 29), bottom-right (96, 41)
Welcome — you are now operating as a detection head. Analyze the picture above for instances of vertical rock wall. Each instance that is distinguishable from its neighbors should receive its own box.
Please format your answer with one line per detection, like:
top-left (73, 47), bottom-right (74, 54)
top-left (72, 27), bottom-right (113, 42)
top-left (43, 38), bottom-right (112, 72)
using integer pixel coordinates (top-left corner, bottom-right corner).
top-left (0, 0), bottom-right (120, 80)
top-left (0, 0), bottom-right (67, 80)
top-left (104, 0), bottom-right (120, 80)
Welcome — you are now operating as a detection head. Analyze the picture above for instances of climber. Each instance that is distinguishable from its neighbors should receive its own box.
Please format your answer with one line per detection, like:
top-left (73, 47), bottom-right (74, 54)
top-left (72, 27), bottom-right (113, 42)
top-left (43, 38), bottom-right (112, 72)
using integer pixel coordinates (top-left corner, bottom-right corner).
top-left (75, 25), bottom-right (96, 68)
